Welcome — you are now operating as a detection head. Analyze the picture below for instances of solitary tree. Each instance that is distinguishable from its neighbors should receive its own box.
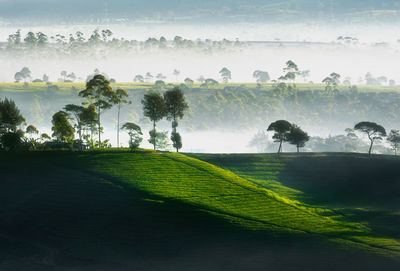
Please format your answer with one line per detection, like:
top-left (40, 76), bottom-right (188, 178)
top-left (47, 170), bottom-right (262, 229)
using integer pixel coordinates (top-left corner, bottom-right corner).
top-left (51, 111), bottom-right (75, 142)
top-left (142, 91), bottom-right (166, 150)
top-left (253, 70), bottom-right (270, 83)
top-left (164, 87), bottom-right (188, 152)
top-left (267, 120), bottom-right (292, 156)
top-left (173, 69), bottom-right (180, 81)
top-left (184, 78), bottom-right (194, 85)
top-left (354, 121), bottom-right (386, 155)
top-left (79, 74), bottom-right (118, 146)
top-left (134, 75), bottom-right (144, 83)
top-left (387, 129), bottom-right (400, 155)
top-left (286, 125), bottom-right (310, 153)
top-left (121, 122), bottom-right (143, 150)
top-left (280, 60), bottom-right (298, 83)
top-left (115, 88), bottom-right (131, 148)
top-left (219, 67), bottom-right (232, 83)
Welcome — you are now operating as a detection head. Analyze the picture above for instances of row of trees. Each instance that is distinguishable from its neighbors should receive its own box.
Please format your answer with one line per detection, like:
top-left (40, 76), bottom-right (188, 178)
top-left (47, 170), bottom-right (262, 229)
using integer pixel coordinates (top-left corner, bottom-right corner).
top-left (4, 29), bottom-right (243, 59)
top-left (1, 73), bottom-right (189, 152)
top-left (51, 75), bottom-right (188, 151)
top-left (266, 119), bottom-right (400, 156)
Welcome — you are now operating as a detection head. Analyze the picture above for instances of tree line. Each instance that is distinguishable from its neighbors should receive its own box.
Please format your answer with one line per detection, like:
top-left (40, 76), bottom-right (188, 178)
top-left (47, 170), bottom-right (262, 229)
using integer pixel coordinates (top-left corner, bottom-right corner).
top-left (266, 119), bottom-right (400, 156)
top-left (3, 29), bottom-right (243, 60)
top-left (0, 74), bottom-right (189, 152)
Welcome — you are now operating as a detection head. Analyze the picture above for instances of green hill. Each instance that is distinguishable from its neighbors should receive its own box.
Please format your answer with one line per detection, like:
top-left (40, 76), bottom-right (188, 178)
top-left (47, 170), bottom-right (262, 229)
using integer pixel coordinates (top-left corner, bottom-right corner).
top-left (1, 151), bottom-right (400, 270)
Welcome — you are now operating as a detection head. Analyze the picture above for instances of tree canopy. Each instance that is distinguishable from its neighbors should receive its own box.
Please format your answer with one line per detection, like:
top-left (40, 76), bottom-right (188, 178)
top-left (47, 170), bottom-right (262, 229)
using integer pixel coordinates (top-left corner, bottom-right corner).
top-left (354, 121), bottom-right (386, 155)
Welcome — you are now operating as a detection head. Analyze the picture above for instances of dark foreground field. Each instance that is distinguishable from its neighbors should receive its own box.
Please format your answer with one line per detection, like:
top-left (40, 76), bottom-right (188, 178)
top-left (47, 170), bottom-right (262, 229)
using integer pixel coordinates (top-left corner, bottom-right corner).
top-left (1, 151), bottom-right (400, 270)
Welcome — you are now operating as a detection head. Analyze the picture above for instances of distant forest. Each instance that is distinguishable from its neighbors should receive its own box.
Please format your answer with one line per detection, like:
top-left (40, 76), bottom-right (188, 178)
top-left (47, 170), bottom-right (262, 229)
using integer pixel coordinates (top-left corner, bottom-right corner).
top-left (1, 0), bottom-right (400, 23)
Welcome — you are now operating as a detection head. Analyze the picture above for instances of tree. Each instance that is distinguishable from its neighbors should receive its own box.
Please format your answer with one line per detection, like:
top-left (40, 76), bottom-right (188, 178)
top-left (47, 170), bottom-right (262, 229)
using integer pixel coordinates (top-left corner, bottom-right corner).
top-left (64, 104), bottom-right (85, 142)
top-left (80, 104), bottom-right (98, 148)
top-left (0, 98), bottom-right (26, 133)
top-left (184, 78), bottom-right (194, 85)
top-left (267, 120), bottom-right (292, 156)
top-left (354, 121), bottom-right (386, 155)
top-left (322, 72), bottom-right (341, 95)
top-left (164, 87), bottom-right (188, 152)
top-left (134, 75), bottom-right (144, 83)
top-left (79, 74), bottom-right (118, 146)
top-left (24, 32), bottom-right (37, 48)
top-left (0, 130), bottom-right (24, 151)
top-left (41, 133), bottom-right (51, 142)
top-left (115, 88), bottom-right (131, 148)
top-left (280, 60), bottom-right (298, 83)
top-left (286, 125), bottom-right (310, 153)
top-left (142, 91), bottom-right (166, 150)
top-left (202, 78), bottom-right (219, 88)
top-left (14, 67), bottom-right (31, 83)
top-left (145, 72), bottom-right (154, 82)
top-left (156, 73), bottom-right (166, 80)
top-left (387, 130), bottom-right (400, 155)
top-left (253, 70), bottom-right (270, 83)
top-left (121, 122), bottom-right (143, 149)
top-left (219, 67), bottom-right (232, 83)
top-left (61, 71), bottom-right (68, 81)
top-left (26, 124), bottom-right (39, 136)
top-left (51, 111), bottom-right (75, 142)
top-left (25, 124), bottom-right (39, 149)
top-left (173, 69), bottom-right (180, 81)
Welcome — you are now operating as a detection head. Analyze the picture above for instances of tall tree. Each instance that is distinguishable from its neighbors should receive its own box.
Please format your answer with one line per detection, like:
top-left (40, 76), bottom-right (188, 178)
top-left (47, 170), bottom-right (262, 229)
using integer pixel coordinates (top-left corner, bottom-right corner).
top-left (164, 87), bottom-right (188, 152)
top-left (79, 74), bottom-right (118, 146)
top-left (173, 69), bottom-right (181, 81)
top-left (142, 91), bottom-right (166, 150)
top-left (387, 129), bottom-right (400, 155)
top-left (322, 72), bottom-right (341, 95)
top-left (115, 88), bottom-right (131, 148)
top-left (267, 120), bottom-right (292, 156)
top-left (64, 104), bottom-right (85, 142)
top-left (80, 104), bottom-right (98, 149)
top-left (219, 67), bottom-right (232, 83)
top-left (354, 121), bottom-right (386, 155)
top-left (286, 124), bottom-right (310, 153)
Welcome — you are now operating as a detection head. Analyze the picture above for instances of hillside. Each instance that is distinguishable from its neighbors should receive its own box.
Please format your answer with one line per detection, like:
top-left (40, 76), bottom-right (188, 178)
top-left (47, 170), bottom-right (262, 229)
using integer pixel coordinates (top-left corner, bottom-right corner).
top-left (1, 151), bottom-right (400, 270)
top-left (1, 82), bottom-right (400, 136)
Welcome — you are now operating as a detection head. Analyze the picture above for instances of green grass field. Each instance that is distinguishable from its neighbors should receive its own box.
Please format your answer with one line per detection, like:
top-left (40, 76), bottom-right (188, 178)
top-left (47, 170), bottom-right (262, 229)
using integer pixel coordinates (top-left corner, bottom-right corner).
top-left (1, 151), bottom-right (400, 270)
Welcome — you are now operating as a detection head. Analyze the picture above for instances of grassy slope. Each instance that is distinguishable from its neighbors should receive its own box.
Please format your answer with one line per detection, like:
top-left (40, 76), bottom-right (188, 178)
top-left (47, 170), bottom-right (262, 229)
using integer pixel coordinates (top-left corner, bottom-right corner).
top-left (1, 151), bottom-right (400, 270)
top-left (188, 153), bottom-right (400, 249)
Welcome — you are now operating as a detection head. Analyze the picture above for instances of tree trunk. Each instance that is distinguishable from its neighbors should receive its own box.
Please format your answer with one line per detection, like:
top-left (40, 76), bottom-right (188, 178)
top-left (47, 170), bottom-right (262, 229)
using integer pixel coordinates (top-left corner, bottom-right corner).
top-left (297, 146), bottom-right (299, 154)
top-left (368, 140), bottom-right (373, 156)
top-left (98, 107), bottom-right (101, 147)
top-left (278, 140), bottom-right (282, 156)
top-left (117, 104), bottom-right (120, 148)
top-left (153, 121), bottom-right (156, 150)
